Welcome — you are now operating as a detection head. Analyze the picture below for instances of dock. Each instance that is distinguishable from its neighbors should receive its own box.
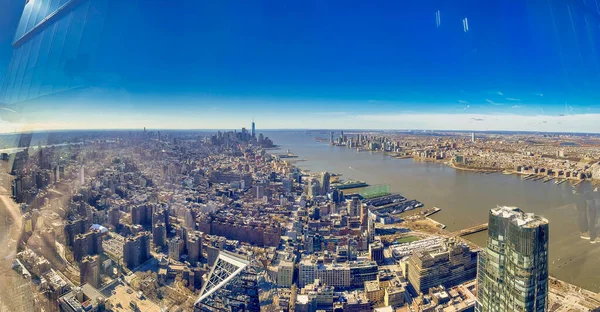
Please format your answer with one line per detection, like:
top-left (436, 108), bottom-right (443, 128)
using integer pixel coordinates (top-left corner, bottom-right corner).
top-left (423, 207), bottom-right (441, 217)
top-left (426, 217), bottom-right (446, 229)
top-left (572, 180), bottom-right (584, 187)
top-left (555, 179), bottom-right (568, 185)
top-left (452, 223), bottom-right (489, 237)
top-left (543, 176), bottom-right (554, 183)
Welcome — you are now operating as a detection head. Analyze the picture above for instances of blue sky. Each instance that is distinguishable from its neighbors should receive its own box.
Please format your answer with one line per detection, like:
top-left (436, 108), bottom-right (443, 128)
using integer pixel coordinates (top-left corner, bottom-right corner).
top-left (1, 0), bottom-right (600, 132)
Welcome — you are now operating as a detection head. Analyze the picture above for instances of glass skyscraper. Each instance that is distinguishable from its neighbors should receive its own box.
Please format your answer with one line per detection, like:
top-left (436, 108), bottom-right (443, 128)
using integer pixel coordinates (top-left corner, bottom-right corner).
top-left (0, 0), bottom-right (110, 105)
top-left (477, 206), bottom-right (549, 312)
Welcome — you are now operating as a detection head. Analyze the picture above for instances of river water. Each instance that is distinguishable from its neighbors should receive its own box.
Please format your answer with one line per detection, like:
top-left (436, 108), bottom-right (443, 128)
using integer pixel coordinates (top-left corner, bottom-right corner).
top-left (264, 130), bottom-right (600, 292)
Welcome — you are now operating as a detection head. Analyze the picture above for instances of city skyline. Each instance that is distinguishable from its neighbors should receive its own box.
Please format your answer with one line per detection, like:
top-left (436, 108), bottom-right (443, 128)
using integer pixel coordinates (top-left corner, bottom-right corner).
top-left (1, 0), bottom-right (600, 133)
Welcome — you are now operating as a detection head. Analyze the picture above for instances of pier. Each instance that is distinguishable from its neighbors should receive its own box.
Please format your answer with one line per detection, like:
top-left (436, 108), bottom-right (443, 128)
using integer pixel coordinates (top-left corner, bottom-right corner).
top-left (452, 223), bottom-right (489, 237)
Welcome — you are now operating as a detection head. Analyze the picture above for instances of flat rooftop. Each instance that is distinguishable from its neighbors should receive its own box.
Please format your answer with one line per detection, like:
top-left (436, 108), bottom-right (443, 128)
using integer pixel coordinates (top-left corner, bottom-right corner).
top-left (106, 284), bottom-right (161, 312)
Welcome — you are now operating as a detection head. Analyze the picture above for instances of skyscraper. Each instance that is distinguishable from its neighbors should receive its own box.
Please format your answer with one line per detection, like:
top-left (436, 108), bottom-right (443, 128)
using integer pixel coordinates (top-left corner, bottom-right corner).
top-left (320, 171), bottom-right (330, 195)
top-left (347, 196), bottom-right (361, 217)
top-left (251, 119), bottom-right (256, 138)
top-left (80, 255), bottom-right (101, 288)
top-left (123, 232), bottom-right (151, 269)
top-left (477, 206), bottom-right (549, 312)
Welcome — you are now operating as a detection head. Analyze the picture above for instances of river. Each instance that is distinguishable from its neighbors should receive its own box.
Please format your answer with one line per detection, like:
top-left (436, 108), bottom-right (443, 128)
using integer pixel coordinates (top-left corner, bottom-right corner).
top-left (264, 130), bottom-right (600, 292)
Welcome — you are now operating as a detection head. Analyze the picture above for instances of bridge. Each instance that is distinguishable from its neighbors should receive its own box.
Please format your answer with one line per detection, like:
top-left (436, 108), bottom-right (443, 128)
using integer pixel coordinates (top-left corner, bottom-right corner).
top-left (451, 223), bottom-right (488, 237)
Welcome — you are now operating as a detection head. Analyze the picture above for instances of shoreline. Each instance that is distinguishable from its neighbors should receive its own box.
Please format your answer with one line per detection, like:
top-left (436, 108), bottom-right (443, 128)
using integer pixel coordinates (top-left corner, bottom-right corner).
top-left (283, 138), bottom-right (600, 294)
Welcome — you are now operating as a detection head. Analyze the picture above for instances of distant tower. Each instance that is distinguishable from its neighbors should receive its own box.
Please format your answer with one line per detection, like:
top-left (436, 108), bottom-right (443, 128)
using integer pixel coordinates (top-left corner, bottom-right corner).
top-left (251, 119), bottom-right (256, 138)
top-left (330, 131), bottom-right (334, 144)
top-left (477, 206), bottom-right (549, 312)
top-left (320, 172), bottom-right (330, 195)
top-left (79, 165), bottom-right (85, 186)
top-left (471, 132), bottom-right (475, 143)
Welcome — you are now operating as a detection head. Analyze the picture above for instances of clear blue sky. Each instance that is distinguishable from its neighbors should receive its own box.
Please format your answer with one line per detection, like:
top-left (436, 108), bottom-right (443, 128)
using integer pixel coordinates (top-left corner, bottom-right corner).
top-left (1, 0), bottom-right (600, 132)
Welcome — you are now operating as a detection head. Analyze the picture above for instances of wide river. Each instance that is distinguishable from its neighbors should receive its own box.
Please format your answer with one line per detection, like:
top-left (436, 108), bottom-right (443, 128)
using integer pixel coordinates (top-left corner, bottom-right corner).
top-left (265, 130), bottom-right (600, 292)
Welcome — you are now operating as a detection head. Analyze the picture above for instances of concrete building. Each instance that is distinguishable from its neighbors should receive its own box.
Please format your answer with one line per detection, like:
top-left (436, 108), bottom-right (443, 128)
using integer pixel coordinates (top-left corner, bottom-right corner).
top-left (347, 196), bottom-right (361, 217)
top-left (369, 242), bottom-right (384, 265)
top-left (79, 255), bottom-right (101, 288)
top-left (320, 171), bottom-right (330, 195)
top-left (168, 237), bottom-right (184, 261)
top-left (299, 258), bottom-right (351, 288)
top-left (152, 222), bottom-right (166, 249)
top-left (477, 206), bottom-right (549, 312)
top-left (364, 280), bottom-right (384, 304)
top-left (73, 229), bottom-right (103, 262)
top-left (384, 281), bottom-right (406, 307)
top-left (407, 238), bottom-right (477, 294)
top-left (187, 232), bottom-right (202, 265)
top-left (123, 232), bottom-right (151, 269)
top-left (277, 259), bottom-right (295, 288)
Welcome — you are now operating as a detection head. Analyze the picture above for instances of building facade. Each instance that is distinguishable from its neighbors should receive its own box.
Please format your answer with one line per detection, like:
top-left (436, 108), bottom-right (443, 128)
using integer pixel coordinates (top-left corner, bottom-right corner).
top-left (476, 206), bottom-right (549, 312)
top-left (407, 238), bottom-right (477, 293)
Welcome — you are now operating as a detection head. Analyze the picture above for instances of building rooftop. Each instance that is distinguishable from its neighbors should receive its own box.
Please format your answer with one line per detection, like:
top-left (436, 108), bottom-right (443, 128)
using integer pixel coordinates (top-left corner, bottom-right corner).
top-left (491, 206), bottom-right (548, 228)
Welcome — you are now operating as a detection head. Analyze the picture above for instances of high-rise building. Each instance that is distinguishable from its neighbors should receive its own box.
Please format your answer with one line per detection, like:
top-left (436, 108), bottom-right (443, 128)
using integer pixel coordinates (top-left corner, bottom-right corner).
top-left (407, 238), bottom-right (477, 293)
top-left (64, 218), bottom-right (88, 247)
top-left (168, 237), bottom-right (183, 261)
top-left (152, 222), bottom-right (166, 249)
top-left (347, 196), bottom-right (361, 217)
top-left (80, 255), bottom-right (101, 288)
top-left (251, 120), bottom-right (256, 138)
top-left (131, 204), bottom-right (152, 226)
top-left (471, 132), bottom-right (475, 143)
top-left (73, 229), bottom-right (103, 262)
top-left (123, 232), bottom-right (151, 269)
top-left (308, 178), bottom-right (320, 199)
top-left (330, 131), bottom-right (335, 144)
top-left (476, 206), bottom-right (549, 312)
top-left (320, 172), bottom-right (330, 195)
top-left (187, 232), bottom-right (202, 265)
top-left (107, 207), bottom-right (120, 229)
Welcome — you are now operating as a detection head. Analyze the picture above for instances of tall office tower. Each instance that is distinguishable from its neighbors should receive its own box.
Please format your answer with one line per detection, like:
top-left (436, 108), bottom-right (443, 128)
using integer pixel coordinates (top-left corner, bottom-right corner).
top-left (80, 255), bottom-right (101, 288)
top-left (471, 132), bottom-right (475, 143)
top-left (123, 232), bottom-right (152, 269)
top-left (308, 178), bottom-right (320, 199)
top-left (64, 218), bottom-right (88, 246)
top-left (131, 204), bottom-right (152, 226)
top-left (477, 206), bottom-right (549, 312)
top-left (360, 202), bottom-right (369, 231)
top-left (79, 165), bottom-right (85, 186)
top-left (320, 171), bottom-right (331, 195)
top-left (73, 229), bottom-right (103, 262)
top-left (187, 232), bottom-right (202, 265)
top-left (251, 120), bottom-right (256, 138)
top-left (152, 222), bottom-right (166, 249)
top-left (254, 184), bottom-right (265, 199)
top-left (168, 237), bottom-right (183, 261)
top-left (347, 196), bottom-right (361, 217)
top-left (330, 131), bottom-right (335, 144)
top-left (107, 207), bottom-right (120, 229)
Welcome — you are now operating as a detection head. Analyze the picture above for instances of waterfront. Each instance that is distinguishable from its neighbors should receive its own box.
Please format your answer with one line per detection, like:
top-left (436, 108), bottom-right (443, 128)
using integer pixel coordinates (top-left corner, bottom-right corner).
top-left (266, 130), bottom-right (600, 292)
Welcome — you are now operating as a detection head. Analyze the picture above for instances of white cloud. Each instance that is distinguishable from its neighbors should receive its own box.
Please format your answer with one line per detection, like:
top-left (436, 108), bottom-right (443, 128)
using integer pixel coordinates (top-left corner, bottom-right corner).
top-left (506, 98), bottom-right (521, 101)
top-left (497, 91), bottom-right (504, 96)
